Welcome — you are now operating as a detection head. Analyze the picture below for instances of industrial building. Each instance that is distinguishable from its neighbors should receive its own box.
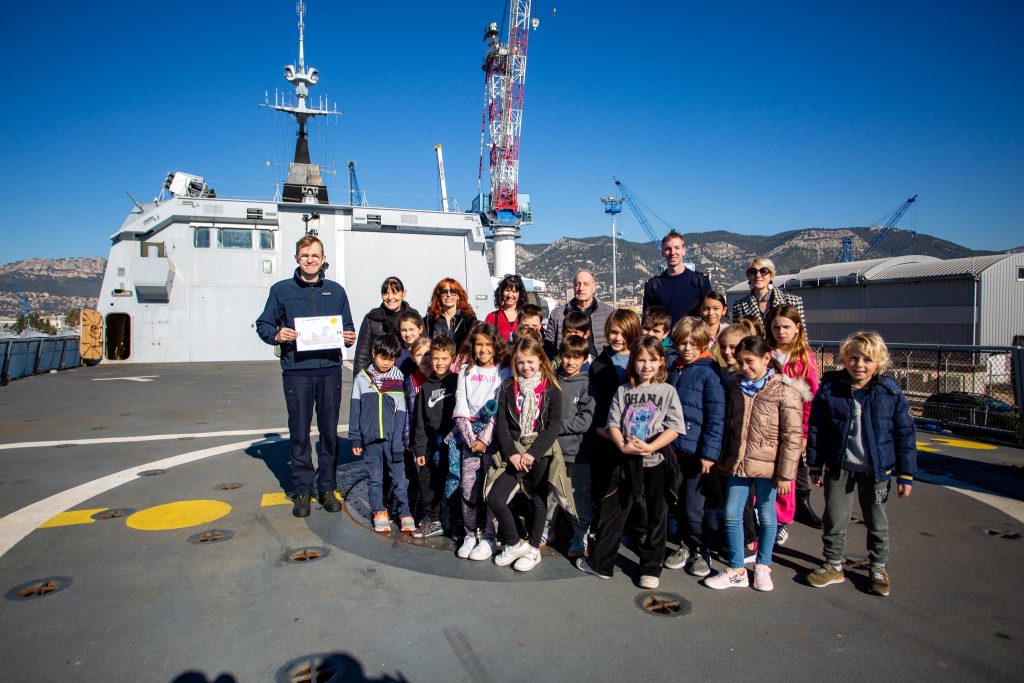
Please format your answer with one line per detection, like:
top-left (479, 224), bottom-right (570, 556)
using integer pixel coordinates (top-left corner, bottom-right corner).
top-left (726, 253), bottom-right (1024, 346)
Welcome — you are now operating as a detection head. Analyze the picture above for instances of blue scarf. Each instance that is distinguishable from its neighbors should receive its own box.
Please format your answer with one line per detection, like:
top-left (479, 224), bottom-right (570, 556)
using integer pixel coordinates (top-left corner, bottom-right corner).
top-left (444, 399), bottom-right (498, 498)
top-left (740, 369), bottom-right (775, 397)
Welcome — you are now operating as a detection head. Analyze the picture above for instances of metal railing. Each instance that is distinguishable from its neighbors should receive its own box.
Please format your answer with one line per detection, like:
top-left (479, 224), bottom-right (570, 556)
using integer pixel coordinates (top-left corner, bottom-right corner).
top-left (810, 341), bottom-right (1024, 442)
top-left (0, 337), bottom-right (82, 385)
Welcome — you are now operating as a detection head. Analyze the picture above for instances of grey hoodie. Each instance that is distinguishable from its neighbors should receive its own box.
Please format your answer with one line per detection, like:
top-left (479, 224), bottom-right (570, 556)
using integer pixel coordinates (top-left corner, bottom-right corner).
top-left (556, 370), bottom-right (595, 463)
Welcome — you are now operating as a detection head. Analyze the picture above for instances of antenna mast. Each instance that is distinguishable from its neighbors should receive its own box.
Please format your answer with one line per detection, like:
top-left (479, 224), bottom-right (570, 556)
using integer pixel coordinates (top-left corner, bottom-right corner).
top-left (261, 1), bottom-right (340, 203)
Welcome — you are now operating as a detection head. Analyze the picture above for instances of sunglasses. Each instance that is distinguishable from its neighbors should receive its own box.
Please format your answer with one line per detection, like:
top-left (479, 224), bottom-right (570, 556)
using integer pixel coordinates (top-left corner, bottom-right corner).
top-left (746, 267), bottom-right (772, 277)
top-left (438, 288), bottom-right (458, 296)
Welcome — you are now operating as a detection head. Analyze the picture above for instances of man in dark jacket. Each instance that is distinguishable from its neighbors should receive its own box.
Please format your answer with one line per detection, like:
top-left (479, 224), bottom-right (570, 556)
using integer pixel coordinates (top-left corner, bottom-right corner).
top-left (256, 235), bottom-right (355, 518)
top-left (642, 230), bottom-right (712, 325)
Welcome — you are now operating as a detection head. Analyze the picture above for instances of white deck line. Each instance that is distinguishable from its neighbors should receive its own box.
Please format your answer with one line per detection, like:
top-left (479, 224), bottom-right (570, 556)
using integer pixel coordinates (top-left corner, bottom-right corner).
top-left (0, 424), bottom-right (344, 560)
top-left (0, 428), bottom-right (291, 451)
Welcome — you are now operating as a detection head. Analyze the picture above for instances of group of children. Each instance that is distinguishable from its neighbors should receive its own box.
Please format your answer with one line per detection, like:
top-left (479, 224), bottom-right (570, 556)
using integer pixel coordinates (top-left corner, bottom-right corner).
top-left (346, 289), bottom-right (917, 596)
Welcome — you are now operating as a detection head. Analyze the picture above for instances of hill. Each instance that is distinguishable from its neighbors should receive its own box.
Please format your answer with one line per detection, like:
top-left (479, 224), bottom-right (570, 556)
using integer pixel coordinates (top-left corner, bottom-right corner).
top-left (0, 226), bottom-right (1001, 317)
top-left (496, 227), bottom-right (996, 303)
top-left (0, 257), bottom-right (106, 318)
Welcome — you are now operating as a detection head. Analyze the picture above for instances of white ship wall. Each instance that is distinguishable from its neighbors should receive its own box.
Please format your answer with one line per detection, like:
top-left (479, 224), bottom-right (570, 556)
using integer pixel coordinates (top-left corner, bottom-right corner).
top-left (97, 197), bottom-right (493, 363)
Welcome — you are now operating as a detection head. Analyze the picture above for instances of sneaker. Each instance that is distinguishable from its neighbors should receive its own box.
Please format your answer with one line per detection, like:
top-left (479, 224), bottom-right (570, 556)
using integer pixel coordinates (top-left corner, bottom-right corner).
top-left (687, 551), bottom-right (712, 578)
top-left (292, 494), bottom-right (311, 518)
top-left (456, 535), bottom-right (477, 559)
top-left (513, 547), bottom-right (542, 572)
top-left (567, 537), bottom-right (587, 559)
top-left (413, 520), bottom-right (444, 538)
top-left (753, 564), bottom-right (774, 592)
top-left (704, 569), bottom-right (749, 590)
top-left (743, 542), bottom-right (758, 565)
top-left (869, 566), bottom-right (891, 597)
top-left (494, 539), bottom-right (532, 567)
top-left (576, 557), bottom-right (612, 579)
top-left (317, 490), bottom-right (342, 513)
top-left (639, 574), bottom-right (660, 589)
top-left (468, 538), bottom-right (497, 561)
top-left (776, 525), bottom-right (789, 546)
top-left (399, 515), bottom-right (416, 533)
top-left (372, 511), bottom-right (391, 533)
top-left (664, 546), bottom-right (690, 570)
top-left (806, 563), bottom-right (845, 588)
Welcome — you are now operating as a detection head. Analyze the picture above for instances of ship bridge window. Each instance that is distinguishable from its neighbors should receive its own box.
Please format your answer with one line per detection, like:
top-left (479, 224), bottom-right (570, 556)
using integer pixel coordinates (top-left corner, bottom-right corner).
top-left (193, 227), bottom-right (211, 248)
top-left (258, 230), bottom-right (275, 250)
top-left (218, 228), bottom-right (252, 249)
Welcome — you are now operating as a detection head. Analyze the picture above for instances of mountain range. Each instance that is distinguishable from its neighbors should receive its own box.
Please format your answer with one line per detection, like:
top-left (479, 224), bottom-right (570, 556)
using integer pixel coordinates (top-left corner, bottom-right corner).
top-left (0, 228), bottom-right (1002, 317)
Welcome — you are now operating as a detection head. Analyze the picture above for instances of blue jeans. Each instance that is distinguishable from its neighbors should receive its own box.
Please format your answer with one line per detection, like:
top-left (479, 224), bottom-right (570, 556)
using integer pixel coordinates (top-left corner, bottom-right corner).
top-left (363, 441), bottom-right (411, 517)
top-left (724, 476), bottom-right (778, 569)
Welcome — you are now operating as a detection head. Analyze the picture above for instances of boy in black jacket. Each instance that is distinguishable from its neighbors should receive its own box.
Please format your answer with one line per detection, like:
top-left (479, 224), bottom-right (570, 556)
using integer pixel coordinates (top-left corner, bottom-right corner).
top-left (805, 332), bottom-right (915, 597)
top-left (411, 336), bottom-right (459, 538)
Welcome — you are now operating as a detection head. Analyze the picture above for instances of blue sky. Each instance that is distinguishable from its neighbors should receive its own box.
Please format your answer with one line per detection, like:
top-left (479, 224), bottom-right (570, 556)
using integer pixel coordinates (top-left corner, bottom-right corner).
top-left (1, 0), bottom-right (1021, 263)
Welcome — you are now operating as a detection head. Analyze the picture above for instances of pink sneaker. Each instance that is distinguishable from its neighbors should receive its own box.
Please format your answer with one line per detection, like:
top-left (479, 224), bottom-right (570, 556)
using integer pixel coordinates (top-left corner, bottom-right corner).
top-left (753, 564), bottom-right (774, 592)
top-left (704, 569), bottom-right (749, 590)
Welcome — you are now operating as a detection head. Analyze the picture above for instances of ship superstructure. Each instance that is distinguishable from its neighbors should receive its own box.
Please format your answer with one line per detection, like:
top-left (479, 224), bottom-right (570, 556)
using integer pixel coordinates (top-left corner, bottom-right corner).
top-left (95, 4), bottom-right (495, 363)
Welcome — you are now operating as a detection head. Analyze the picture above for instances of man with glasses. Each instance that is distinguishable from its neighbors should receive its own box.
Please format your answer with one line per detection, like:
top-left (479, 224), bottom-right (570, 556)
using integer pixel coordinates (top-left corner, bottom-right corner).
top-left (642, 230), bottom-right (713, 325)
top-left (544, 269), bottom-right (614, 357)
top-left (731, 257), bottom-right (805, 326)
top-left (256, 235), bottom-right (356, 518)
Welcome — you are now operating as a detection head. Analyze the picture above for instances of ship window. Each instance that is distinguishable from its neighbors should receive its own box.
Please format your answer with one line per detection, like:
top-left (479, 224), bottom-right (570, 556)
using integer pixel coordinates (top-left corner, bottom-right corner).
top-left (193, 227), bottom-right (211, 248)
top-left (218, 228), bottom-right (252, 249)
top-left (258, 230), bottom-right (275, 250)
top-left (1018, 267), bottom-right (1024, 281)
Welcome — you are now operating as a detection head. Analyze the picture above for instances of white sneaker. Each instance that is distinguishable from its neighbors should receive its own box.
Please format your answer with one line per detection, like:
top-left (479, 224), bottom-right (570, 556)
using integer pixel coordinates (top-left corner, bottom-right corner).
top-left (639, 574), bottom-right (660, 589)
top-left (513, 547), bottom-right (542, 572)
top-left (456, 535), bottom-right (477, 559)
top-left (468, 538), bottom-right (497, 561)
top-left (494, 539), bottom-right (531, 567)
top-left (704, 569), bottom-right (749, 590)
top-left (753, 564), bottom-right (774, 592)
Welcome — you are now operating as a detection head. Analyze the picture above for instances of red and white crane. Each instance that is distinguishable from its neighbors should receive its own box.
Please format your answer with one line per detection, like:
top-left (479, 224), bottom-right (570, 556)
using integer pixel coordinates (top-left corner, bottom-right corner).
top-left (478, 1), bottom-right (536, 278)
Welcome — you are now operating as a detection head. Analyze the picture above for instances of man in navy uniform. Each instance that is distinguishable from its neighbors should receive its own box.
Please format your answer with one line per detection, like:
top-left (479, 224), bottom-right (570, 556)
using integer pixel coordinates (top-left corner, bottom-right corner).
top-left (257, 234), bottom-right (356, 517)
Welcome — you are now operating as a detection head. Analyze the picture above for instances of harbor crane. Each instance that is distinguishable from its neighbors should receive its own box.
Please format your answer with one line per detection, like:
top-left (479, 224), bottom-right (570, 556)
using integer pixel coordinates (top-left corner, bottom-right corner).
top-left (347, 161), bottom-right (366, 207)
top-left (838, 195), bottom-right (917, 262)
top-left (613, 177), bottom-right (662, 244)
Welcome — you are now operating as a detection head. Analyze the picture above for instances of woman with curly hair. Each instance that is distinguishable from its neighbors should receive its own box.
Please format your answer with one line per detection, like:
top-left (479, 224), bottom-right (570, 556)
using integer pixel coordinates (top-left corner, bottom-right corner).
top-left (424, 278), bottom-right (478, 351)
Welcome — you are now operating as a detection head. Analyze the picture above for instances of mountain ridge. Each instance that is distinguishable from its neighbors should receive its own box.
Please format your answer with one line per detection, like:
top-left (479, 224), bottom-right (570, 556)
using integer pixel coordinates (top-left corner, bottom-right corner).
top-left (0, 228), bottom-right (1006, 317)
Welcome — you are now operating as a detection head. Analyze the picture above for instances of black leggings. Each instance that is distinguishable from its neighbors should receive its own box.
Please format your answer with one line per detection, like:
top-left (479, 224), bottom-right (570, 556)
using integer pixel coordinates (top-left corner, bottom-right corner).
top-left (486, 457), bottom-right (551, 547)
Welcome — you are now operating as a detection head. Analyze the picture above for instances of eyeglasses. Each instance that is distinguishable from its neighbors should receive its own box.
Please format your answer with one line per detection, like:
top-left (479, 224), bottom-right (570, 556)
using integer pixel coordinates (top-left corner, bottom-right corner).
top-left (746, 267), bottom-right (771, 277)
top-left (298, 254), bottom-right (322, 262)
top-left (438, 288), bottom-right (458, 296)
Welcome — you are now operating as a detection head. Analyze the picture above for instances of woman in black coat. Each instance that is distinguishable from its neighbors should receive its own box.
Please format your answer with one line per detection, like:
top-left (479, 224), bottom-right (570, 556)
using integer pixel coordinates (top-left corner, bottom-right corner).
top-left (352, 276), bottom-right (420, 375)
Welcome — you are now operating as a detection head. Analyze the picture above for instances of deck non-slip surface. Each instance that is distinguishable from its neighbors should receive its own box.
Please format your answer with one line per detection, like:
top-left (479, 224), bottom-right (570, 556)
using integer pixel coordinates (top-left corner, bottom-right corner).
top-left (0, 362), bottom-right (1021, 682)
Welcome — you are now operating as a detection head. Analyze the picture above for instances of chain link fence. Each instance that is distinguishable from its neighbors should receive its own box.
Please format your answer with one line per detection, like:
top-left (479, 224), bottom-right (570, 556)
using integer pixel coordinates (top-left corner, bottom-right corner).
top-left (810, 341), bottom-right (1024, 442)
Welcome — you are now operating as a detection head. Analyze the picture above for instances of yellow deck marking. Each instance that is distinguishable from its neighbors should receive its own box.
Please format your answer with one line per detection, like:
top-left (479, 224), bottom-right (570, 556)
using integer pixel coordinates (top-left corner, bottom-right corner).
top-left (916, 442), bottom-right (941, 453)
top-left (261, 493), bottom-right (291, 507)
top-left (929, 437), bottom-right (997, 451)
top-left (260, 491), bottom-right (342, 507)
top-left (126, 500), bottom-right (231, 531)
top-left (38, 508), bottom-right (108, 528)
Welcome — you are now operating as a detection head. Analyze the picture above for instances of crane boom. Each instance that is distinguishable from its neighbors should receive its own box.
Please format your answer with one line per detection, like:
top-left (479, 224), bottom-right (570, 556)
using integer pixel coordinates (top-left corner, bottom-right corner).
top-left (347, 160), bottom-right (365, 207)
top-left (837, 195), bottom-right (917, 262)
top-left (613, 177), bottom-right (661, 244)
